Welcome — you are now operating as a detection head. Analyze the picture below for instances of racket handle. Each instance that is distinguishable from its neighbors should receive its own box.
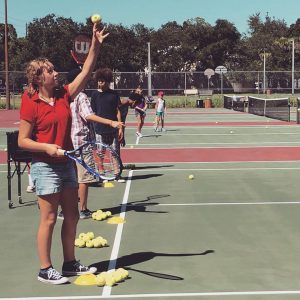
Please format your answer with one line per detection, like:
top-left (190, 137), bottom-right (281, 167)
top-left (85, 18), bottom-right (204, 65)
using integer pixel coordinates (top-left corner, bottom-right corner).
top-left (56, 149), bottom-right (66, 156)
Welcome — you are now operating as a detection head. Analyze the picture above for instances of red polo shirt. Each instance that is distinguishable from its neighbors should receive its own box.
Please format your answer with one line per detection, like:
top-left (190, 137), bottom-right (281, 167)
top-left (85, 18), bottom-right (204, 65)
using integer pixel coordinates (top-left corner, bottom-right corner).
top-left (20, 86), bottom-right (73, 163)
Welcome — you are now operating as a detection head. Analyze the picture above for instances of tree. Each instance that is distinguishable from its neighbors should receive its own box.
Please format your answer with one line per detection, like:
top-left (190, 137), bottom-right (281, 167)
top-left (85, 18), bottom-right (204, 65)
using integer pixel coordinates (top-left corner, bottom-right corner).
top-left (21, 14), bottom-right (84, 71)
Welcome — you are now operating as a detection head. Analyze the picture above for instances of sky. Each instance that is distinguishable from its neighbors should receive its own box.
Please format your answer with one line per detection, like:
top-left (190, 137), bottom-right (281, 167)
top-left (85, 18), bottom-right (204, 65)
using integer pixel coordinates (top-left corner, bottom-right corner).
top-left (1, 0), bottom-right (300, 37)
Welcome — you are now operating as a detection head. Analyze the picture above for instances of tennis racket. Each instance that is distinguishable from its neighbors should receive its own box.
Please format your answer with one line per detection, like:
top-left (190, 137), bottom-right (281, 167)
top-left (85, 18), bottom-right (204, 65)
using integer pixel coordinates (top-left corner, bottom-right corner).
top-left (57, 141), bottom-right (123, 181)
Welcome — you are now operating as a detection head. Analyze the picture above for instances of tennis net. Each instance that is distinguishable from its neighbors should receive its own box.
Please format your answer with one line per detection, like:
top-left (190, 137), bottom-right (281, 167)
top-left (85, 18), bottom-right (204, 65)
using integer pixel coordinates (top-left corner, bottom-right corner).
top-left (248, 96), bottom-right (290, 122)
top-left (224, 95), bottom-right (247, 112)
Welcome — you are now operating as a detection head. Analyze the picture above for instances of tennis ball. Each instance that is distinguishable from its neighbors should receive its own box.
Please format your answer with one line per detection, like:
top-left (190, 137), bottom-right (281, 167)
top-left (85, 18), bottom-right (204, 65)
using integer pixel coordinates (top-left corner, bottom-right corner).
top-left (87, 232), bottom-right (95, 240)
top-left (86, 240), bottom-right (94, 248)
top-left (230, 130), bottom-right (234, 134)
top-left (92, 239), bottom-right (102, 248)
top-left (101, 239), bottom-right (108, 246)
top-left (112, 272), bottom-right (122, 283)
top-left (105, 211), bottom-right (112, 217)
top-left (117, 268), bottom-right (129, 279)
top-left (96, 274), bottom-right (106, 286)
top-left (77, 239), bottom-right (86, 248)
top-left (105, 274), bottom-right (116, 286)
top-left (188, 174), bottom-right (194, 180)
top-left (101, 212), bottom-right (108, 219)
top-left (91, 14), bottom-right (102, 24)
top-left (92, 212), bottom-right (98, 220)
top-left (95, 214), bottom-right (103, 221)
top-left (96, 209), bottom-right (103, 214)
top-left (79, 233), bottom-right (86, 240)
top-left (85, 234), bottom-right (93, 242)
top-left (74, 238), bottom-right (81, 247)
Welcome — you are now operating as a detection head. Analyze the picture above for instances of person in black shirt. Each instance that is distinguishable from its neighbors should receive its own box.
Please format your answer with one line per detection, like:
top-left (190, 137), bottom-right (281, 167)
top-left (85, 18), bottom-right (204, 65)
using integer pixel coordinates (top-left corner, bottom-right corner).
top-left (91, 68), bottom-right (125, 182)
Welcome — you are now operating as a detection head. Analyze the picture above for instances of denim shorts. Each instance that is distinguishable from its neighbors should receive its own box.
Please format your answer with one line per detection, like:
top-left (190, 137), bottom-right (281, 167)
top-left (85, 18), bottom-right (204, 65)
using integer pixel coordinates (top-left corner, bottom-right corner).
top-left (31, 160), bottom-right (78, 196)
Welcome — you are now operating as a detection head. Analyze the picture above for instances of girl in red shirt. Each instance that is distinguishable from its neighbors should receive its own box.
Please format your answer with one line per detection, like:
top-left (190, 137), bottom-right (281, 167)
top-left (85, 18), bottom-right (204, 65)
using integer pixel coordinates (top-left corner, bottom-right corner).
top-left (18, 24), bottom-right (109, 285)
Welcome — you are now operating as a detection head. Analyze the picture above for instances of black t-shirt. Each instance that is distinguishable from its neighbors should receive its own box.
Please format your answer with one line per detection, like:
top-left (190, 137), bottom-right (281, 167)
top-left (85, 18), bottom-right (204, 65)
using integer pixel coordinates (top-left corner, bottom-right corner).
top-left (91, 89), bottom-right (120, 134)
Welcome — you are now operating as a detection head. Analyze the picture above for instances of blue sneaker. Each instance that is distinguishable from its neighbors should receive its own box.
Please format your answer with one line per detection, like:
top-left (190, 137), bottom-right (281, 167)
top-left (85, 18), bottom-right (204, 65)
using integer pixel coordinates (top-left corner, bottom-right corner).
top-left (62, 260), bottom-right (97, 276)
top-left (38, 267), bottom-right (69, 285)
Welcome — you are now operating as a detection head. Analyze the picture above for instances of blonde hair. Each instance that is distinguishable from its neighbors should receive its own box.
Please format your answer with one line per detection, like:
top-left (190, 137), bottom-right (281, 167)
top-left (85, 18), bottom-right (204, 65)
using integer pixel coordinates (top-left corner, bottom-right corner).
top-left (25, 58), bottom-right (54, 97)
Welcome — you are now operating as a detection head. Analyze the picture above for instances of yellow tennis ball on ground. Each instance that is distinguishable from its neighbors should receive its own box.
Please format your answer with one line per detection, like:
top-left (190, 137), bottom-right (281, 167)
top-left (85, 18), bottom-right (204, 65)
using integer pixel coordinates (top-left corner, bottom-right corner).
top-left (112, 271), bottom-right (122, 283)
top-left (77, 239), bottom-right (86, 248)
top-left (82, 234), bottom-right (91, 242)
top-left (86, 240), bottom-right (94, 248)
top-left (101, 212), bottom-right (108, 219)
top-left (92, 212), bottom-right (98, 220)
top-left (117, 268), bottom-right (129, 279)
top-left (92, 239), bottom-right (102, 248)
top-left (101, 238), bottom-right (108, 246)
top-left (79, 233), bottom-right (86, 240)
top-left (105, 274), bottom-right (116, 286)
top-left (188, 174), bottom-right (194, 180)
top-left (96, 274), bottom-right (106, 286)
top-left (91, 14), bottom-right (102, 24)
top-left (95, 214), bottom-right (103, 221)
top-left (87, 232), bottom-right (95, 240)
top-left (74, 238), bottom-right (81, 247)
top-left (105, 211), bottom-right (112, 217)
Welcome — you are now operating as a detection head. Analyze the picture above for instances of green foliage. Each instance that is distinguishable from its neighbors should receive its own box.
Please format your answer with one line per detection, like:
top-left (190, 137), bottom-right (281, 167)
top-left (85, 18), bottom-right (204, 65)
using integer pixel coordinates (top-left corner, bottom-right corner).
top-left (0, 13), bottom-right (299, 75)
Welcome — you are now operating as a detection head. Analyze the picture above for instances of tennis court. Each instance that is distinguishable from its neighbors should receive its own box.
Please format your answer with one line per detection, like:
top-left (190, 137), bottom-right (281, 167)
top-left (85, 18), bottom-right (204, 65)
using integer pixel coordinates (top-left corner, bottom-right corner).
top-left (1, 107), bottom-right (300, 299)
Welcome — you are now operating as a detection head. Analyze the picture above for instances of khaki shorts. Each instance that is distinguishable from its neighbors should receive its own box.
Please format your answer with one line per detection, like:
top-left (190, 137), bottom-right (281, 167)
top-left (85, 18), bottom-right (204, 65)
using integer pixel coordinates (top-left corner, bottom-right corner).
top-left (76, 151), bottom-right (98, 183)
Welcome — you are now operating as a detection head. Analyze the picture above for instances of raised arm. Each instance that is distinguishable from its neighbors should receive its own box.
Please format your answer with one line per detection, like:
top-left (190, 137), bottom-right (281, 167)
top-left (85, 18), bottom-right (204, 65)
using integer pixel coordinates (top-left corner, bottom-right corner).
top-left (68, 24), bottom-right (109, 100)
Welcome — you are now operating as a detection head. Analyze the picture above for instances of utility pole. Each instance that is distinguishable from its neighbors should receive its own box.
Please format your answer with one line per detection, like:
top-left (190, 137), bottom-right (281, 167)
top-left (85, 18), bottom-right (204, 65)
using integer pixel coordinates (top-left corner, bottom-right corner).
top-left (4, 0), bottom-right (10, 109)
top-left (292, 38), bottom-right (295, 95)
top-left (147, 42), bottom-right (152, 96)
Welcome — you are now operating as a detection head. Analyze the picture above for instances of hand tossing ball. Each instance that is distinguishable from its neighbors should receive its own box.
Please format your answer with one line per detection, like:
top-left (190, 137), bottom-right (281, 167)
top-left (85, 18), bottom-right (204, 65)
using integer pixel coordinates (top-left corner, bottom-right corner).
top-left (91, 14), bottom-right (102, 24)
top-left (188, 174), bottom-right (194, 180)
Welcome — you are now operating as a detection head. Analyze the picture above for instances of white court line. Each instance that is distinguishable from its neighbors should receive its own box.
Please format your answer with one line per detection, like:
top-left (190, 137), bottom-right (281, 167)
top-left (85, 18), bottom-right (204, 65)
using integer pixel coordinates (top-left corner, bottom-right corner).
top-left (135, 135), bottom-right (140, 145)
top-left (157, 201), bottom-right (300, 206)
top-left (129, 142), bottom-right (300, 146)
top-left (102, 170), bottom-right (133, 297)
top-left (4, 290), bottom-right (300, 299)
top-left (132, 167), bottom-right (300, 171)
top-left (144, 132), bottom-right (300, 136)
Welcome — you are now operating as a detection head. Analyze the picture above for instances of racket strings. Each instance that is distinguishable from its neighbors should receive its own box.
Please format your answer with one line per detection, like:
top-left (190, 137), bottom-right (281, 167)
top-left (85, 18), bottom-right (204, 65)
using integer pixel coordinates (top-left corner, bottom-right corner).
top-left (93, 146), bottom-right (120, 179)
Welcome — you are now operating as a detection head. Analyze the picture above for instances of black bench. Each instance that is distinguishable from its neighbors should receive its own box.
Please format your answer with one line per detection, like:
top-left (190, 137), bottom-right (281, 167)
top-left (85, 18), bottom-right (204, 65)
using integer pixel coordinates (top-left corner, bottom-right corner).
top-left (6, 131), bottom-right (32, 208)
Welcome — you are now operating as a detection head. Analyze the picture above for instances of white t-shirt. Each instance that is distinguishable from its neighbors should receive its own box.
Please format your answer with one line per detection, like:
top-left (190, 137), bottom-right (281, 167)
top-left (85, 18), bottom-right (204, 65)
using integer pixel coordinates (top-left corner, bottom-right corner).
top-left (156, 98), bottom-right (165, 112)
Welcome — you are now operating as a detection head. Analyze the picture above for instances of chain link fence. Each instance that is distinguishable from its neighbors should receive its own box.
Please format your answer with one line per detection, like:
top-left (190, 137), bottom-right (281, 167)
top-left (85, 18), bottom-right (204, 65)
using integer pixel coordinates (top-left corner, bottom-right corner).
top-left (1, 70), bottom-right (300, 97)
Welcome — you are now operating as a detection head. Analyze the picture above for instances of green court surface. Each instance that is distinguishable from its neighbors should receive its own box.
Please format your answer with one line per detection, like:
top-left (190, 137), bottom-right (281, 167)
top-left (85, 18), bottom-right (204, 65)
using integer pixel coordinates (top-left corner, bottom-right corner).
top-left (2, 108), bottom-right (300, 300)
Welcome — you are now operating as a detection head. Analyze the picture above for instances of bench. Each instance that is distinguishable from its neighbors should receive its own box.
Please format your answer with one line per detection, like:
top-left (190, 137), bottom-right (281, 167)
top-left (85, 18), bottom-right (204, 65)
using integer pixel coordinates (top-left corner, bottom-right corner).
top-left (184, 89), bottom-right (213, 96)
top-left (199, 89), bottom-right (213, 96)
top-left (184, 89), bottom-right (198, 96)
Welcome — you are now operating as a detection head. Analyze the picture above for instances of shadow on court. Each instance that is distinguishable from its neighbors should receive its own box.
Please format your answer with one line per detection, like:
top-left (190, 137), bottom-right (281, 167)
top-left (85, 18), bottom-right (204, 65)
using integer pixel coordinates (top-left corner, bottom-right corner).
top-left (100, 194), bottom-right (171, 215)
top-left (91, 250), bottom-right (215, 280)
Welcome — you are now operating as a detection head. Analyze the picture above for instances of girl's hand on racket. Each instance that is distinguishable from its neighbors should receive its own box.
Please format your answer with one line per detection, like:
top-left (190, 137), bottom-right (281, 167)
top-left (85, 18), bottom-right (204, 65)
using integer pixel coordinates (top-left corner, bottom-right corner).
top-left (111, 121), bottom-right (125, 129)
top-left (44, 144), bottom-right (61, 157)
top-left (93, 24), bottom-right (109, 44)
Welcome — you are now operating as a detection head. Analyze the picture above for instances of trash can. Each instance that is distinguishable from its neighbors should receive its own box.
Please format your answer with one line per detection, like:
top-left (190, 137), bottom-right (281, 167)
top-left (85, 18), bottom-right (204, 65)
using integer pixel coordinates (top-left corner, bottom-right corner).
top-left (204, 98), bottom-right (212, 108)
top-left (196, 99), bottom-right (203, 108)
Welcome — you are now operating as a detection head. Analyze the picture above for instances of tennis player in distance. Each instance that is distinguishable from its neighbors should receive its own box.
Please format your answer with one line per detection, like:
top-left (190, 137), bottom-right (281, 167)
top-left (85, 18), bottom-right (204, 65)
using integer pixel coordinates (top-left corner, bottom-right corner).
top-left (18, 24), bottom-right (109, 285)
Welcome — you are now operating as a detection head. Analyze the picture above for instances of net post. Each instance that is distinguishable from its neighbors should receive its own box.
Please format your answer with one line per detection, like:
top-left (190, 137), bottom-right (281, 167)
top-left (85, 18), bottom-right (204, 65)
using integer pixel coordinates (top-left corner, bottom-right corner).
top-left (297, 98), bottom-right (300, 124)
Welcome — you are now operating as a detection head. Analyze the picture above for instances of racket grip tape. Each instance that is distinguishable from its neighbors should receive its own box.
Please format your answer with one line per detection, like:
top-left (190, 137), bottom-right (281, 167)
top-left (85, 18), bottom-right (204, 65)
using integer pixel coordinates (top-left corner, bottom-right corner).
top-left (56, 149), bottom-right (66, 156)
